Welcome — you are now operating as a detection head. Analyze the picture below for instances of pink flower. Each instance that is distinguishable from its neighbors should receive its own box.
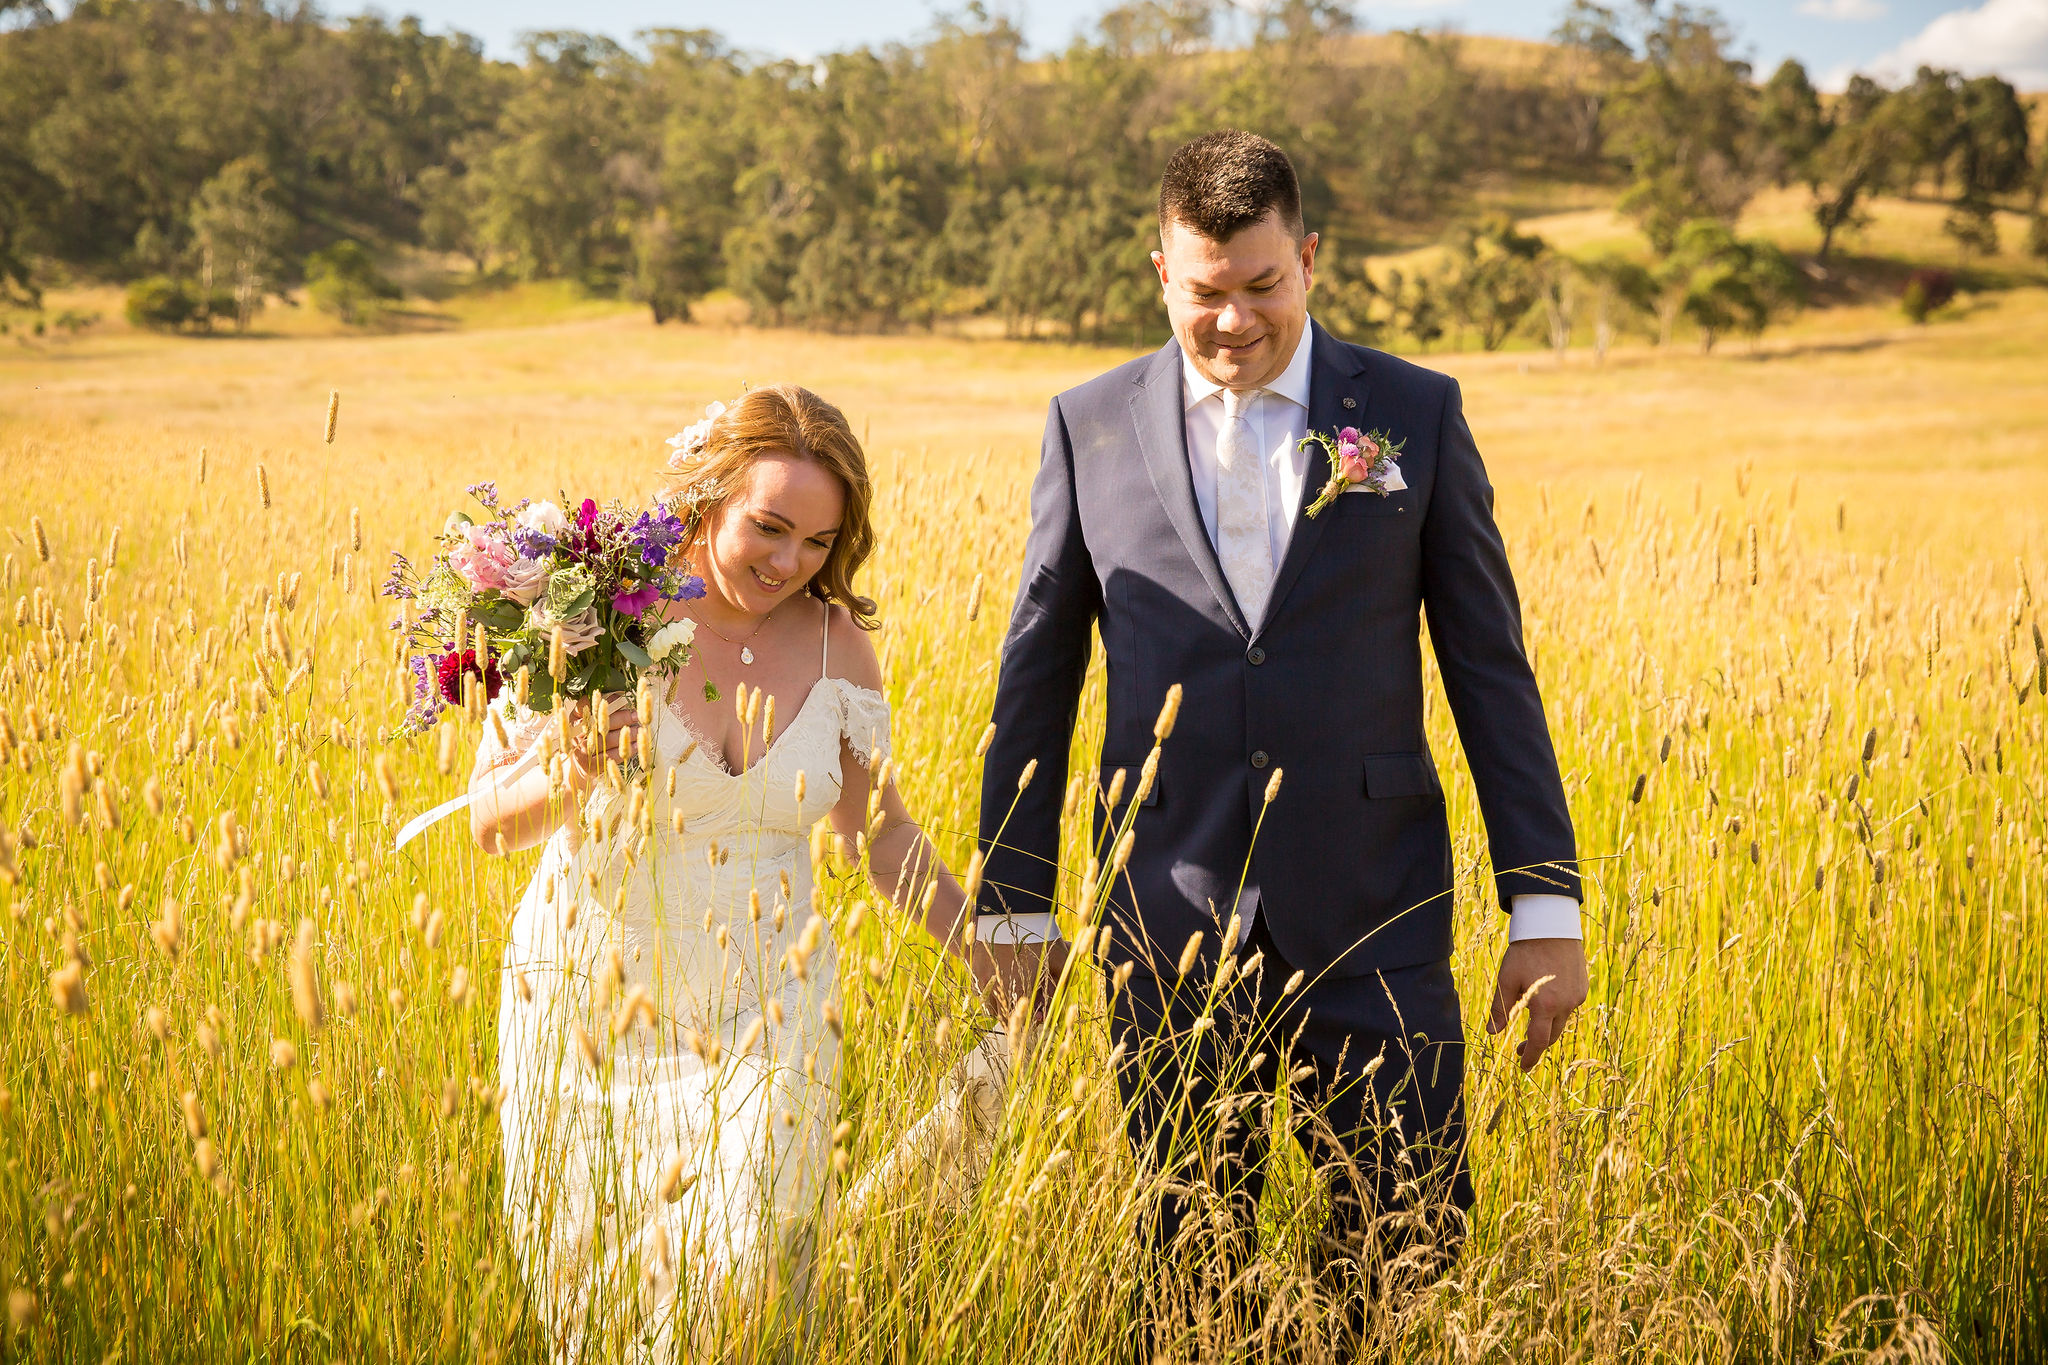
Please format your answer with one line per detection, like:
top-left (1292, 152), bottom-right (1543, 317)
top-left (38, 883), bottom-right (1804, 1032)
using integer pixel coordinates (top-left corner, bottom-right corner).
top-left (1336, 430), bottom-right (1382, 485)
top-left (498, 557), bottom-right (550, 606)
top-left (448, 525), bottom-right (516, 592)
top-left (611, 580), bottom-right (662, 617)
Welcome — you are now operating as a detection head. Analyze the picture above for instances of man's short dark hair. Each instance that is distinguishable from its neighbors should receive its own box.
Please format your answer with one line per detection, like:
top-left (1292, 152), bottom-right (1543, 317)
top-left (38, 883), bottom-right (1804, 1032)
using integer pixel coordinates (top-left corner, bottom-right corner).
top-left (1157, 130), bottom-right (1304, 243)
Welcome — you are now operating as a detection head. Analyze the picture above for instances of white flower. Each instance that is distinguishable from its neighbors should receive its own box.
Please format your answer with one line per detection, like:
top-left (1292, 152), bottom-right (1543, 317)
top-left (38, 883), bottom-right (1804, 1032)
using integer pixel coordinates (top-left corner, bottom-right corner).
top-left (664, 401), bottom-right (728, 463)
top-left (518, 500), bottom-right (569, 537)
top-left (646, 617), bottom-right (696, 665)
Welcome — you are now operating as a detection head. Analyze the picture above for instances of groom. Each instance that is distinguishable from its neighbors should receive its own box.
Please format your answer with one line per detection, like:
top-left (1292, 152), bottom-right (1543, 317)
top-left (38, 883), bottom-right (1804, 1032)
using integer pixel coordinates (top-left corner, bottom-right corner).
top-left (975, 131), bottom-right (1588, 1293)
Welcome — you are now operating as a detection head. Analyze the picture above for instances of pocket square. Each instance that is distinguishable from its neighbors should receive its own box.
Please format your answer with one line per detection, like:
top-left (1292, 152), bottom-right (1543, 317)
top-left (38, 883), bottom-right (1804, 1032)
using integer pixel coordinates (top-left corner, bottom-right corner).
top-left (1344, 465), bottom-right (1407, 494)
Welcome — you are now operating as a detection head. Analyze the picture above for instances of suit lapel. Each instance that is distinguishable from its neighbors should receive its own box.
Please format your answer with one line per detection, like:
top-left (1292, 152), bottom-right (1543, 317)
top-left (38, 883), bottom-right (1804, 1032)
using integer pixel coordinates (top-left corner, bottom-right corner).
top-left (1258, 323), bottom-right (1369, 639)
top-left (1128, 342), bottom-right (1251, 639)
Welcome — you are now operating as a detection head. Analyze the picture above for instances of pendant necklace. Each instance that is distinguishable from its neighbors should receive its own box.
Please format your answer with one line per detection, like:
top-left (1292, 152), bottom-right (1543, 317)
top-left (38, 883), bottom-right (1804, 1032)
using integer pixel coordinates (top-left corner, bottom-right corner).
top-left (693, 607), bottom-right (775, 665)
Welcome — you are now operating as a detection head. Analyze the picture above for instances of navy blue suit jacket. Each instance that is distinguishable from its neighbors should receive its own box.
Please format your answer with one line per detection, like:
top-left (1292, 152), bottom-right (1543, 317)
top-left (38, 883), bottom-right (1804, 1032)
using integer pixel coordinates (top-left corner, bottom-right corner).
top-left (977, 323), bottom-right (1580, 978)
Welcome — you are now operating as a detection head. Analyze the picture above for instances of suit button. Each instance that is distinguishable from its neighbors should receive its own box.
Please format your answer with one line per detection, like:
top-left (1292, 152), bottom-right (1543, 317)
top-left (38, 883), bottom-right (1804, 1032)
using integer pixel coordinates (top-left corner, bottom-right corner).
top-left (1250, 750), bottom-right (1269, 769)
top-left (1247, 646), bottom-right (1267, 665)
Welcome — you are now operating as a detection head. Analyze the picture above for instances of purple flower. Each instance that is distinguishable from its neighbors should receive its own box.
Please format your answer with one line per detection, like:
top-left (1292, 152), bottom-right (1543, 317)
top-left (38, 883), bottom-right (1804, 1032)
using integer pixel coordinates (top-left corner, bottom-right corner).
top-left (465, 481), bottom-right (501, 509)
top-left (628, 508), bottom-right (688, 567)
top-left (402, 655), bottom-right (448, 731)
top-left (612, 581), bottom-right (662, 616)
top-left (1338, 427), bottom-right (1363, 445)
top-left (510, 526), bottom-right (556, 558)
top-left (380, 551), bottom-right (416, 599)
top-left (669, 574), bottom-right (708, 602)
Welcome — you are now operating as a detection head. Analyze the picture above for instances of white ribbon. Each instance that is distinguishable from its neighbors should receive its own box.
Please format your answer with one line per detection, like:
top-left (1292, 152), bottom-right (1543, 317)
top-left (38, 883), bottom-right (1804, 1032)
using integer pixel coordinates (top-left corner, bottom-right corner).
top-left (395, 792), bottom-right (473, 851)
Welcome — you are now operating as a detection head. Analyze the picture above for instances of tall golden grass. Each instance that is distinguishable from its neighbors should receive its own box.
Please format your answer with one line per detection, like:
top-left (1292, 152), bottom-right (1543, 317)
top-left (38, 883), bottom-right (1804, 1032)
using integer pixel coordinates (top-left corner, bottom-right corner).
top-left (0, 288), bottom-right (2043, 1361)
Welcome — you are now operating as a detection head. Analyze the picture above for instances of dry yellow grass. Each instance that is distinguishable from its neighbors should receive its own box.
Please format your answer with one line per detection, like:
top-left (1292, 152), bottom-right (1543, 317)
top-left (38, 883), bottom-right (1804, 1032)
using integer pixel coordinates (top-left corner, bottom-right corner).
top-left (0, 284), bottom-right (2042, 1360)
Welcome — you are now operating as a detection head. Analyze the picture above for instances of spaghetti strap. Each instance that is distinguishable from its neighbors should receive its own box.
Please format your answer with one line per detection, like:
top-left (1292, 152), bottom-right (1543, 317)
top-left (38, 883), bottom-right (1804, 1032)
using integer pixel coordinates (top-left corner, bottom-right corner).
top-left (820, 597), bottom-right (830, 675)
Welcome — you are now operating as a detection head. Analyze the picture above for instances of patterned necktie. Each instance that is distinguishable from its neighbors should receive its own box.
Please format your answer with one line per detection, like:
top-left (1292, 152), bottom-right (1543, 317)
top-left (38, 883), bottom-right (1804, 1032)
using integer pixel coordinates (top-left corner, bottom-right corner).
top-left (1215, 387), bottom-right (1273, 626)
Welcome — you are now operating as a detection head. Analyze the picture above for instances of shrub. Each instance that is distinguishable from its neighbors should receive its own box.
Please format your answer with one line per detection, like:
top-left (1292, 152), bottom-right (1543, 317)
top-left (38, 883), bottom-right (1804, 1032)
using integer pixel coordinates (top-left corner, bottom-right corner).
top-left (305, 240), bottom-right (401, 325)
top-left (125, 276), bottom-right (198, 331)
top-left (1901, 268), bottom-right (1957, 324)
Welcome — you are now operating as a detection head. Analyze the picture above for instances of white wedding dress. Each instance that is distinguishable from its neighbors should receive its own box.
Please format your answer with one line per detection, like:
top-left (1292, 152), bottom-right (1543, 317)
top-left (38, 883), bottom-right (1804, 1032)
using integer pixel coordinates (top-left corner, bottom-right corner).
top-left (480, 604), bottom-right (904, 1360)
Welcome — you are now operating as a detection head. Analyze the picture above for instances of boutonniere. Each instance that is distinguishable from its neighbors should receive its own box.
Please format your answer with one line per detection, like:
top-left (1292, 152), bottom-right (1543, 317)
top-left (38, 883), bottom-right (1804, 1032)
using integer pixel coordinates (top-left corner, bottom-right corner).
top-left (1301, 425), bottom-right (1406, 518)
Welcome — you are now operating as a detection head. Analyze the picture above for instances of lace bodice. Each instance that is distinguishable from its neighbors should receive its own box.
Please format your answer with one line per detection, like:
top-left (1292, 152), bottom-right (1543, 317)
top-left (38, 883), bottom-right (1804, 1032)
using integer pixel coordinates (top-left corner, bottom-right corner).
top-left (652, 673), bottom-right (889, 837)
top-left (477, 673), bottom-right (886, 839)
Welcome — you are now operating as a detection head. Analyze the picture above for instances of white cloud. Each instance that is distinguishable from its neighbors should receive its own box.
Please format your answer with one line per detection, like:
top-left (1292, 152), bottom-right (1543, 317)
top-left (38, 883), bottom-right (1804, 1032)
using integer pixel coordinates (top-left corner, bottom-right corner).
top-left (1836, 0), bottom-right (2048, 90)
top-left (1798, 0), bottom-right (1888, 19)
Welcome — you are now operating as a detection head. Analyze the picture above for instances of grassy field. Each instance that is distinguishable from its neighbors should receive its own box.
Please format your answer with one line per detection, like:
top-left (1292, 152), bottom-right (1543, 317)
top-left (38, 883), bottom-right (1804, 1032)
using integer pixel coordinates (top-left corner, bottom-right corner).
top-left (0, 282), bottom-right (2044, 1361)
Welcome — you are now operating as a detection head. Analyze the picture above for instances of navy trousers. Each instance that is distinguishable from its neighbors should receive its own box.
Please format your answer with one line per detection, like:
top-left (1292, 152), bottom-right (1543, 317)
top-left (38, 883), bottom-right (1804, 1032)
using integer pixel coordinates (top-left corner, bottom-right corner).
top-left (1107, 914), bottom-right (1475, 1286)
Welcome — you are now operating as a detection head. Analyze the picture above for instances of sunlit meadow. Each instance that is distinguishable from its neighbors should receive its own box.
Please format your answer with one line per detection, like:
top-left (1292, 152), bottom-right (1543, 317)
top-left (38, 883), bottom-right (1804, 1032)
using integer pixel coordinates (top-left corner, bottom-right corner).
top-left (1, 286), bottom-right (2044, 1362)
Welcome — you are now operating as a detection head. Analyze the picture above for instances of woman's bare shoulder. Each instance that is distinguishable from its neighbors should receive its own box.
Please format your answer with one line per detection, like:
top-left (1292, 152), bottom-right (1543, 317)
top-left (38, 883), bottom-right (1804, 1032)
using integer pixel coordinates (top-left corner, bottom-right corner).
top-left (823, 601), bottom-right (884, 694)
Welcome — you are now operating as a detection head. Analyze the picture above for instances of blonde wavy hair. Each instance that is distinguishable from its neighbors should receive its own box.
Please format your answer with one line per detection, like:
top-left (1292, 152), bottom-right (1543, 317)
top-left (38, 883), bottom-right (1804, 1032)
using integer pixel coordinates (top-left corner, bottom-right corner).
top-left (661, 383), bottom-right (880, 629)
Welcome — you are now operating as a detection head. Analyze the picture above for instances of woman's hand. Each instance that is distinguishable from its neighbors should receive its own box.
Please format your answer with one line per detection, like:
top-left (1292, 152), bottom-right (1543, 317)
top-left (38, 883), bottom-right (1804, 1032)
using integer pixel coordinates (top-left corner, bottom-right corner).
top-left (568, 692), bottom-right (642, 774)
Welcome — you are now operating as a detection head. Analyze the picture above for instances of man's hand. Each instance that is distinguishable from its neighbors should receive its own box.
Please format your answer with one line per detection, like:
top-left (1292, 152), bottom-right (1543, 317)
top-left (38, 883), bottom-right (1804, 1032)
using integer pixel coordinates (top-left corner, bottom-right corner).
top-left (1487, 937), bottom-right (1588, 1072)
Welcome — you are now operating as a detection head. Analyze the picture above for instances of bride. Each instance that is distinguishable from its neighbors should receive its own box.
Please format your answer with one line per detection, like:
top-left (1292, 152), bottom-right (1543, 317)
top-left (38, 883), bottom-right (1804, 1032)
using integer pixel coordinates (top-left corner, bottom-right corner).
top-left (466, 384), bottom-right (1006, 1359)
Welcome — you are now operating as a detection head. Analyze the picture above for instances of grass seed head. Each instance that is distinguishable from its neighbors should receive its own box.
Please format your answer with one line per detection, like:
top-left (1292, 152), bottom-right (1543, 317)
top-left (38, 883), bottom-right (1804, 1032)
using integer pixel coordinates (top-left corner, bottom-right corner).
top-left (289, 919), bottom-right (324, 1030)
top-left (1153, 683), bottom-right (1183, 741)
top-left (659, 1150), bottom-right (697, 1203)
top-left (150, 899), bottom-right (184, 961)
top-left (49, 960), bottom-right (87, 1015)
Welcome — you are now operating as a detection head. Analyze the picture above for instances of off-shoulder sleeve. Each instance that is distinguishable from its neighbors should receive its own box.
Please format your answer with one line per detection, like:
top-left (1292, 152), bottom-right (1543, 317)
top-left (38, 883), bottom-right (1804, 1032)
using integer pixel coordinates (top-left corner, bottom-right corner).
top-left (838, 682), bottom-right (892, 770)
top-left (470, 697), bottom-right (552, 785)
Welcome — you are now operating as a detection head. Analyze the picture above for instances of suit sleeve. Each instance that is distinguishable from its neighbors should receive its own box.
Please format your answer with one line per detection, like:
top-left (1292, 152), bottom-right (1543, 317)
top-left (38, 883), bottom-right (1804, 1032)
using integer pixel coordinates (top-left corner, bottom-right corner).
top-left (1419, 378), bottom-right (1582, 910)
top-left (976, 396), bottom-right (1102, 917)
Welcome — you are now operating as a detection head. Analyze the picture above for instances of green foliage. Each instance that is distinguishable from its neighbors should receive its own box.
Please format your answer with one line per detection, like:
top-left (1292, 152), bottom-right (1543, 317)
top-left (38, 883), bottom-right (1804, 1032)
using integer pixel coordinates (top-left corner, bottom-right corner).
top-left (1660, 220), bottom-right (1803, 353)
top-left (1311, 243), bottom-right (1385, 346)
top-left (188, 157), bottom-right (292, 331)
top-left (122, 276), bottom-right (233, 332)
top-left (1757, 59), bottom-right (1825, 189)
top-left (1577, 252), bottom-right (1655, 360)
top-left (1886, 66), bottom-right (2033, 261)
top-left (1808, 76), bottom-right (1908, 263)
top-left (1943, 197), bottom-right (2000, 259)
top-left (305, 240), bottom-right (402, 326)
top-left (1593, 1), bottom-right (1758, 255)
top-left (0, 0), bottom-right (2034, 344)
top-left (123, 276), bottom-right (195, 331)
top-left (1439, 217), bottom-right (1547, 352)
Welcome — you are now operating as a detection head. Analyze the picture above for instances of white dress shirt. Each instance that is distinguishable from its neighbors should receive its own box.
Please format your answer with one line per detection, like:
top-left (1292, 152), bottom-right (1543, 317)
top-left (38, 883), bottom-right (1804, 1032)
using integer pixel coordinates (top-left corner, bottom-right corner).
top-left (979, 321), bottom-right (1581, 947)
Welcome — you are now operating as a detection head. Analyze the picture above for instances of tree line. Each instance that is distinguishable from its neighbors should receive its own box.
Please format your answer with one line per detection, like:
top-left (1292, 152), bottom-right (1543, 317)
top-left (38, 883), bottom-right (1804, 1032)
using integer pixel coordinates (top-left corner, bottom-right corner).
top-left (1, 0), bottom-right (2041, 348)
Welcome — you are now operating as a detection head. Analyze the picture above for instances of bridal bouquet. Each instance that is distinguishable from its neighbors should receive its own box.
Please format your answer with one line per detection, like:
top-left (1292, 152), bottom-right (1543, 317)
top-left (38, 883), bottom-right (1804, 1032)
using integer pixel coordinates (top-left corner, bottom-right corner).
top-left (382, 482), bottom-right (706, 734)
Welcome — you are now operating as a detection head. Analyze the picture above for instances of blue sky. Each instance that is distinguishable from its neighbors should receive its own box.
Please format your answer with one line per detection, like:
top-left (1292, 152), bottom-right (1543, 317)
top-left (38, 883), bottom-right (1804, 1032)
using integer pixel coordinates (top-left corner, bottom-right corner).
top-left (324, 0), bottom-right (2048, 90)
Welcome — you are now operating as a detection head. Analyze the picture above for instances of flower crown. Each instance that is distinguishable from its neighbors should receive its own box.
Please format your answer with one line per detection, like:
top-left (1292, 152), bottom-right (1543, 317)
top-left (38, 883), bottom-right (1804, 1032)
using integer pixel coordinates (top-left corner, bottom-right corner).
top-left (663, 399), bottom-right (731, 512)
top-left (665, 400), bottom-right (727, 464)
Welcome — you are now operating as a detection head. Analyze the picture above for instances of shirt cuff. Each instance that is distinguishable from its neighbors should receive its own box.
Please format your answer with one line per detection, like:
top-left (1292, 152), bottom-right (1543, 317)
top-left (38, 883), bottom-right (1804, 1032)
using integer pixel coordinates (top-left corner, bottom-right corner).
top-left (1506, 894), bottom-right (1582, 942)
top-left (973, 911), bottom-right (1062, 945)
